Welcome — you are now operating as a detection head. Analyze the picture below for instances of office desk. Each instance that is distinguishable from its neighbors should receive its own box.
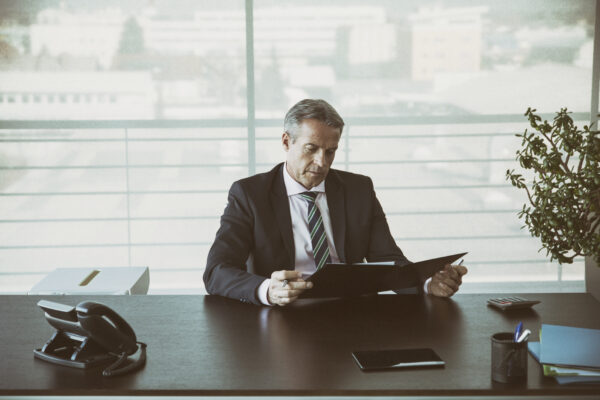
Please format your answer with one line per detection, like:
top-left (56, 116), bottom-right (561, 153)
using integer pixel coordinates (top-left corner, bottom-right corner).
top-left (0, 293), bottom-right (599, 398)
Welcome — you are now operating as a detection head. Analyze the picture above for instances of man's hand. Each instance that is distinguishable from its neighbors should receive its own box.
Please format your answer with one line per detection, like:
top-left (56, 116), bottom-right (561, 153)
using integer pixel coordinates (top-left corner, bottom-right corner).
top-left (428, 263), bottom-right (468, 297)
top-left (267, 270), bottom-right (313, 306)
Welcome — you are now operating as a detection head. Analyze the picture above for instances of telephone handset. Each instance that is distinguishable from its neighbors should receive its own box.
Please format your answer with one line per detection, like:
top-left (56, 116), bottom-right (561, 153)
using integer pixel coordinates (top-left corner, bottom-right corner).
top-left (34, 300), bottom-right (147, 377)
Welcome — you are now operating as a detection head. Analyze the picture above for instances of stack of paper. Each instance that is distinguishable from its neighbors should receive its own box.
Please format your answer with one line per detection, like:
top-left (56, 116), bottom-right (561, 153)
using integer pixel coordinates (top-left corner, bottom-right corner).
top-left (528, 324), bottom-right (600, 385)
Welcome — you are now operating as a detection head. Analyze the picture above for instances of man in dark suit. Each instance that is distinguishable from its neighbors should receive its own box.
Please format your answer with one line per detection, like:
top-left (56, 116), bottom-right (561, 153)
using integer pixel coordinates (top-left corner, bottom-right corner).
top-left (204, 99), bottom-right (467, 305)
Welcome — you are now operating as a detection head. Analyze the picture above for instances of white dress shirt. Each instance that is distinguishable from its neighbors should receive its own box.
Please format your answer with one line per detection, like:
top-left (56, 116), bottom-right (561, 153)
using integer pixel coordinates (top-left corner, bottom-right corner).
top-left (257, 164), bottom-right (430, 305)
top-left (257, 164), bottom-right (340, 304)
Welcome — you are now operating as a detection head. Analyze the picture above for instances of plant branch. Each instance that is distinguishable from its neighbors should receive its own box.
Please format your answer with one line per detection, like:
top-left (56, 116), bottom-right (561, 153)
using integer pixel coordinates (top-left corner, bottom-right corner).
top-left (578, 154), bottom-right (585, 173)
top-left (539, 129), bottom-right (573, 177)
top-left (531, 164), bottom-right (552, 185)
top-left (522, 184), bottom-right (536, 207)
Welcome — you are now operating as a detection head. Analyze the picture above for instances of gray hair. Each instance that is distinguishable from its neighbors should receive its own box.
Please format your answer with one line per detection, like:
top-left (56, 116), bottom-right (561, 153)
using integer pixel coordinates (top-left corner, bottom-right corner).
top-left (284, 99), bottom-right (345, 141)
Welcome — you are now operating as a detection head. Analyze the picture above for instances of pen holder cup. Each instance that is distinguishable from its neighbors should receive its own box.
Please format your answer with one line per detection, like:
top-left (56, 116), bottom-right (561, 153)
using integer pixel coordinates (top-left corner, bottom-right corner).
top-left (491, 332), bottom-right (527, 383)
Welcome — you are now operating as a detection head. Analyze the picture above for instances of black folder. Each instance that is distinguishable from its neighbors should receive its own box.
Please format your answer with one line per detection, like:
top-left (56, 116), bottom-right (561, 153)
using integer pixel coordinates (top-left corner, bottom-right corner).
top-left (299, 252), bottom-right (467, 299)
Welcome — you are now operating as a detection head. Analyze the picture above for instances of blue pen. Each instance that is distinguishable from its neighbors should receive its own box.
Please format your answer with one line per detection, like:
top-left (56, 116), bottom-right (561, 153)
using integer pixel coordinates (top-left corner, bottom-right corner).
top-left (514, 321), bottom-right (523, 342)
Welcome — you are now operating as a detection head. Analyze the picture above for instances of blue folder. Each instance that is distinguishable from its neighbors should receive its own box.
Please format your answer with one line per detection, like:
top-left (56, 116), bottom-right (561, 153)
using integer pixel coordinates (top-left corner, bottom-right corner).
top-left (540, 324), bottom-right (600, 370)
top-left (530, 338), bottom-right (600, 385)
top-left (527, 341), bottom-right (541, 362)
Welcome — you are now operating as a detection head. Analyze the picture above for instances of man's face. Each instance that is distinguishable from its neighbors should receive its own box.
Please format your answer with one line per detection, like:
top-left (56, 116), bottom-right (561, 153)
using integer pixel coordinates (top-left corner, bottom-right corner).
top-left (282, 118), bottom-right (341, 189)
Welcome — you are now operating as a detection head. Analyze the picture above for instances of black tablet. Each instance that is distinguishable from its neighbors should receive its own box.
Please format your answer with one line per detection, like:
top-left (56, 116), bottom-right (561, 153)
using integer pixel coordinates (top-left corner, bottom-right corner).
top-left (352, 348), bottom-right (445, 371)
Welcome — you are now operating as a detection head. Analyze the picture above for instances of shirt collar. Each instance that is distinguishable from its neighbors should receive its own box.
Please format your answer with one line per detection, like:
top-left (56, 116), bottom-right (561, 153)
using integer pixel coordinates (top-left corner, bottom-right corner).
top-left (283, 162), bottom-right (326, 196)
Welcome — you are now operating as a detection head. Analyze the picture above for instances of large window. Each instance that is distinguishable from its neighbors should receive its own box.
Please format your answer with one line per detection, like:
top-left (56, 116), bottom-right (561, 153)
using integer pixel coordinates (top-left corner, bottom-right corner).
top-left (0, 0), bottom-right (596, 293)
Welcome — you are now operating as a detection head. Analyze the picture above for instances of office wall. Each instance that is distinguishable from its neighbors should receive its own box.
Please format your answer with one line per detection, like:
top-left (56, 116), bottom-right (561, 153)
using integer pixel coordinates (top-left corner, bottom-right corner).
top-left (586, 257), bottom-right (600, 301)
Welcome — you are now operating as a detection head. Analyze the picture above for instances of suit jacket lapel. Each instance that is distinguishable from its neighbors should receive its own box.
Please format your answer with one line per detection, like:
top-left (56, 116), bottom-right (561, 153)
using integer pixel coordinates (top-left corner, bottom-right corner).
top-left (326, 170), bottom-right (346, 263)
top-left (270, 163), bottom-right (295, 268)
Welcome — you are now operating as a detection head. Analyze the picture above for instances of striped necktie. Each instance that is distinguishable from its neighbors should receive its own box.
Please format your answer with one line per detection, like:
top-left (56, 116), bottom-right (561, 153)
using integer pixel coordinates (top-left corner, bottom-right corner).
top-left (300, 191), bottom-right (331, 270)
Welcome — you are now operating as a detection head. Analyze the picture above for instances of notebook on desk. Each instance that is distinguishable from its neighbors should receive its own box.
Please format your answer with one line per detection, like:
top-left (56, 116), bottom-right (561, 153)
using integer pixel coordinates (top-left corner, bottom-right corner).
top-left (298, 252), bottom-right (467, 299)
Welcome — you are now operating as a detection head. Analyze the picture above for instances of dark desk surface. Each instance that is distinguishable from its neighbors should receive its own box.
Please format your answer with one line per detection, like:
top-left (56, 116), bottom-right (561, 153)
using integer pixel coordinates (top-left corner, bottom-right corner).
top-left (0, 293), bottom-right (599, 397)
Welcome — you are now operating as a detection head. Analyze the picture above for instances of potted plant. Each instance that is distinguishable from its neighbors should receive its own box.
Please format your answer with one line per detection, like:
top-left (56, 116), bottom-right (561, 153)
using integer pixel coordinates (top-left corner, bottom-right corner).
top-left (506, 108), bottom-right (600, 298)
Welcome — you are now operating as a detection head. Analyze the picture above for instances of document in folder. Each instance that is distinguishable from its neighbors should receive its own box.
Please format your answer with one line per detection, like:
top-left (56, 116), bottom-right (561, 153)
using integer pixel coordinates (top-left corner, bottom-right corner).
top-left (299, 252), bottom-right (467, 299)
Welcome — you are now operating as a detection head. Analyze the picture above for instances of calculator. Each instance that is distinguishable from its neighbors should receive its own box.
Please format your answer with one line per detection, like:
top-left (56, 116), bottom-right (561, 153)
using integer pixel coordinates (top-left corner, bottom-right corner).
top-left (487, 296), bottom-right (540, 310)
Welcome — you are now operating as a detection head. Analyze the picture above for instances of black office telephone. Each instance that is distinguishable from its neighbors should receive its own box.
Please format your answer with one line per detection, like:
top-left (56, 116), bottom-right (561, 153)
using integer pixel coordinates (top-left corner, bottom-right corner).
top-left (34, 300), bottom-right (147, 377)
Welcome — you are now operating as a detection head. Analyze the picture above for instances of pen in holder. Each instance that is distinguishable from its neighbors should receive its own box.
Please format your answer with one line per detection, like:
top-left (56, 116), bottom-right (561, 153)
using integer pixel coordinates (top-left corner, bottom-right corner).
top-left (491, 332), bottom-right (528, 383)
